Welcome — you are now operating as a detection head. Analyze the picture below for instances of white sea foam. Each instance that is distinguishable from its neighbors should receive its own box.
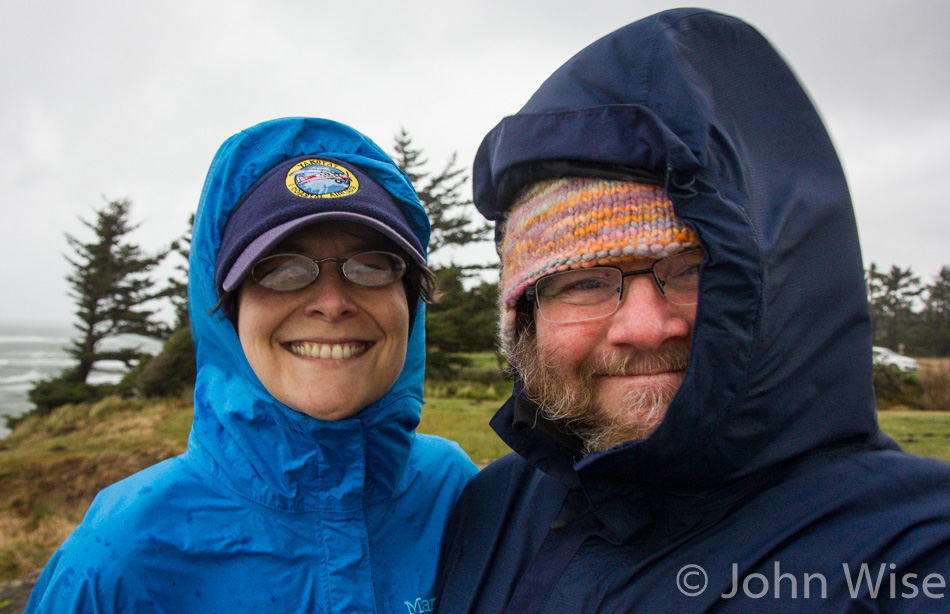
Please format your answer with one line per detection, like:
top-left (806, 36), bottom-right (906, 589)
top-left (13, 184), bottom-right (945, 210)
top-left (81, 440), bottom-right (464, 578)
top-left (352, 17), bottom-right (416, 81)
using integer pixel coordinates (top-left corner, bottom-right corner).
top-left (0, 324), bottom-right (164, 438)
top-left (0, 336), bottom-right (71, 344)
top-left (0, 357), bottom-right (75, 368)
top-left (1, 382), bottom-right (35, 393)
top-left (0, 371), bottom-right (46, 386)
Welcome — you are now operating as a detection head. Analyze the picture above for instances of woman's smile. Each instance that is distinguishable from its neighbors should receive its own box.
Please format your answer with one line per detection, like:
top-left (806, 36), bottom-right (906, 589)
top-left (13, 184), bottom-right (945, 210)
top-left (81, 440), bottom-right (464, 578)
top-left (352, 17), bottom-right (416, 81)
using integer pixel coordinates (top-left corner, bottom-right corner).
top-left (287, 340), bottom-right (372, 360)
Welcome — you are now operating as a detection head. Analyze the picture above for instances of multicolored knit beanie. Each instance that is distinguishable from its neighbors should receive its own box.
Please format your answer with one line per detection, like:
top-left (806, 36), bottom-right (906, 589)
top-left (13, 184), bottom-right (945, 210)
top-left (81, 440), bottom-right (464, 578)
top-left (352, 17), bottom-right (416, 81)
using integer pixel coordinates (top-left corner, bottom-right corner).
top-left (498, 176), bottom-right (699, 348)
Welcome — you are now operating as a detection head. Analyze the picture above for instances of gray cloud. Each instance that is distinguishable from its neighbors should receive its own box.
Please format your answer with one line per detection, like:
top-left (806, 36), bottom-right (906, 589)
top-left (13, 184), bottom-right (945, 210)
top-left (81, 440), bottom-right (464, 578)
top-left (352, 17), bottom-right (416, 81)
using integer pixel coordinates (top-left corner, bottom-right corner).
top-left (1, 0), bottom-right (947, 324)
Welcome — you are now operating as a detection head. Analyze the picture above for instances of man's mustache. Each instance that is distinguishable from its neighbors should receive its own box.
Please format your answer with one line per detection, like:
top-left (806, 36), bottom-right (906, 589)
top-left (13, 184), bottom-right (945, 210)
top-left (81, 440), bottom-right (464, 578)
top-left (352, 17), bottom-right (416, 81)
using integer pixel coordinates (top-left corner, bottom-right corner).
top-left (582, 343), bottom-right (691, 378)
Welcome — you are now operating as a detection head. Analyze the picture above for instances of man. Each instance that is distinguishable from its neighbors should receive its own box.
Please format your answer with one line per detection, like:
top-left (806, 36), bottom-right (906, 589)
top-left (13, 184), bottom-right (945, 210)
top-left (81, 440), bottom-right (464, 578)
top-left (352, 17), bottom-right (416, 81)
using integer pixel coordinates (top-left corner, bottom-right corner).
top-left (437, 9), bottom-right (950, 613)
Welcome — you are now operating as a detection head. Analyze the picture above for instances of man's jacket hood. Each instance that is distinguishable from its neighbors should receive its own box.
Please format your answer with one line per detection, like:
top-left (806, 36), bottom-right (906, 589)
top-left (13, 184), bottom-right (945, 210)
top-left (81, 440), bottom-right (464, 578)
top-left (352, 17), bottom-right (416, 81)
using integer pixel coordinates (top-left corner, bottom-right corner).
top-left (436, 12), bottom-right (950, 613)
top-left (475, 9), bottom-right (886, 494)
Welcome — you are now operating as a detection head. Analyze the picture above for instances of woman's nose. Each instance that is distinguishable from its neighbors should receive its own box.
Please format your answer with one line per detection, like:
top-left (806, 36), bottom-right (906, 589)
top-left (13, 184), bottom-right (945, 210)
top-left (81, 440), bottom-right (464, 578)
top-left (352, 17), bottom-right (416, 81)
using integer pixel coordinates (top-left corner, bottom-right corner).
top-left (302, 265), bottom-right (358, 320)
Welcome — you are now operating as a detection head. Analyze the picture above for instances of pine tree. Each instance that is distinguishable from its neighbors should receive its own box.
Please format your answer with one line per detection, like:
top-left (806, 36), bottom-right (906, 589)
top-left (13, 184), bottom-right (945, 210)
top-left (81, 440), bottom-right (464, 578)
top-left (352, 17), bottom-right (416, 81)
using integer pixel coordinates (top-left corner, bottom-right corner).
top-left (391, 129), bottom-right (499, 376)
top-left (423, 267), bottom-right (497, 353)
top-left (922, 266), bottom-right (950, 356)
top-left (63, 198), bottom-right (168, 383)
top-left (132, 213), bottom-right (197, 398)
top-left (164, 213), bottom-right (194, 330)
top-left (391, 127), bottom-right (492, 255)
top-left (867, 263), bottom-right (924, 353)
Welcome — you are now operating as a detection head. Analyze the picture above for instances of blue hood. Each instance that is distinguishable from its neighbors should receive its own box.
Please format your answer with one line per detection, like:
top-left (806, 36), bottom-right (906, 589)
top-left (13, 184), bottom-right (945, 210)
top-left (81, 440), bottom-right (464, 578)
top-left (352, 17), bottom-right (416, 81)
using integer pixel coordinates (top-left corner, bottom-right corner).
top-left (475, 9), bottom-right (888, 493)
top-left (188, 117), bottom-right (432, 507)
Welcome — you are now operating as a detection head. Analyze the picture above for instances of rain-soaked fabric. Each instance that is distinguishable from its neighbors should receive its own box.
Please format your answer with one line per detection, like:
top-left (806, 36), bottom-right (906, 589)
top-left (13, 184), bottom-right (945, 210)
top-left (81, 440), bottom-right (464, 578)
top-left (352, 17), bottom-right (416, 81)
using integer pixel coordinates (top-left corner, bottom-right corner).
top-left (436, 10), bottom-right (950, 613)
top-left (26, 118), bottom-right (477, 614)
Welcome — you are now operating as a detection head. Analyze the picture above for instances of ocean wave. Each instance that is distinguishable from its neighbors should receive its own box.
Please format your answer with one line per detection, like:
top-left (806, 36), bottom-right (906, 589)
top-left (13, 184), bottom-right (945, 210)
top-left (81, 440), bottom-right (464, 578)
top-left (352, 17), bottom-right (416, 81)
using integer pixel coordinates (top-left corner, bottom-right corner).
top-left (0, 336), bottom-right (71, 344)
top-left (0, 357), bottom-right (74, 368)
top-left (0, 370), bottom-right (45, 386)
top-left (0, 382), bottom-right (35, 393)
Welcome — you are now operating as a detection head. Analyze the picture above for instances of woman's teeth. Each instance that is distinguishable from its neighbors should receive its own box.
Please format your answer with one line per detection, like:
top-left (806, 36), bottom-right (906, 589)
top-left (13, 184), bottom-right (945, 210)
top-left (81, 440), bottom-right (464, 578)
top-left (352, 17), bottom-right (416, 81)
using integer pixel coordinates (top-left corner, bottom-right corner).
top-left (289, 342), bottom-right (368, 359)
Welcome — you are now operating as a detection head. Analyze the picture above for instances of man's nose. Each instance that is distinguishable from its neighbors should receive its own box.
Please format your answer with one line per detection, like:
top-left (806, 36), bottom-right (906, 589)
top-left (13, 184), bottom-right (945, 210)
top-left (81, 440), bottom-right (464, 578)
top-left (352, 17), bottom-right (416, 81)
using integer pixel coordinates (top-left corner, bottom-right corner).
top-left (604, 275), bottom-right (693, 351)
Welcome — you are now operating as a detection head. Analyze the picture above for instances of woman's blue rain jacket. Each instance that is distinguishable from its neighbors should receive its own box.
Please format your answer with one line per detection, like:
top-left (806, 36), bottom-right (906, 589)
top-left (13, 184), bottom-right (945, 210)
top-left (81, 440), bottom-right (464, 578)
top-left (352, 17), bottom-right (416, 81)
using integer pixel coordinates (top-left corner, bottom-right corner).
top-left (436, 10), bottom-right (950, 613)
top-left (26, 118), bottom-right (477, 613)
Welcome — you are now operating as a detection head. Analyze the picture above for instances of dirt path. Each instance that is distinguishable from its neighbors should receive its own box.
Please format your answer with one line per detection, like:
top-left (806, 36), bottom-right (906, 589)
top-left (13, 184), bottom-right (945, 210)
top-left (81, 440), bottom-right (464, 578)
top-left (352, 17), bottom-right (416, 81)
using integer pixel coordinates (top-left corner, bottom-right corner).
top-left (0, 570), bottom-right (39, 613)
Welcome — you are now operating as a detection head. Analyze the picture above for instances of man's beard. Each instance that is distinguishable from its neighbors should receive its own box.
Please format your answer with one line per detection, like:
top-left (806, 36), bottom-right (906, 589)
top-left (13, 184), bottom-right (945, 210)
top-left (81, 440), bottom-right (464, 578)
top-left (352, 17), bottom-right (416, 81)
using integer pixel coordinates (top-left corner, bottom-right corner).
top-left (506, 324), bottom-right (690, 454)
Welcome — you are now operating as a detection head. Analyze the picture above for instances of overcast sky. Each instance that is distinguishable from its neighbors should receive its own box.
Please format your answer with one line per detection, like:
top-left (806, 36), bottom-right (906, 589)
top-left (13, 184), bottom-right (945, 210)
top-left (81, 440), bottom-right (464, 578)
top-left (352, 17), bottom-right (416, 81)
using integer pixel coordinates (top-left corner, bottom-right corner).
top-left (2, 0), bottom-right (948, 326)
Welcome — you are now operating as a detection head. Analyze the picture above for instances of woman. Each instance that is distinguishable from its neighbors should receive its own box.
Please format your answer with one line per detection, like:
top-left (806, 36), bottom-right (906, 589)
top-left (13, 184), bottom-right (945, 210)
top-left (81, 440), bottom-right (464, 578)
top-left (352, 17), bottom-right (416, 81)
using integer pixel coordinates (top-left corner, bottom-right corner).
top-left (26, 117), bottom-right (477, 613)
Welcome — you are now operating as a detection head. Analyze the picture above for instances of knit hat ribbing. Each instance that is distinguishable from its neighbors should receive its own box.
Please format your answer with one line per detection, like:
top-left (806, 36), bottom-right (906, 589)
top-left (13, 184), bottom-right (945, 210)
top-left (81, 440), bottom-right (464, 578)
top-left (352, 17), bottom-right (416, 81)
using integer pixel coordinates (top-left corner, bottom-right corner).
top-left (498, 177), bottom-right (698, 347)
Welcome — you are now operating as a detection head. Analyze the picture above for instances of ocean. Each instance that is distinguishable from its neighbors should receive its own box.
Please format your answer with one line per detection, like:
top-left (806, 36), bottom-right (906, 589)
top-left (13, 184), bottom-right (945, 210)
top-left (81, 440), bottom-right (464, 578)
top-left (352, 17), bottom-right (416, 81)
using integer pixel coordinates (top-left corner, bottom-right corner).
top-left (0, 323), bottom-right (162, 439)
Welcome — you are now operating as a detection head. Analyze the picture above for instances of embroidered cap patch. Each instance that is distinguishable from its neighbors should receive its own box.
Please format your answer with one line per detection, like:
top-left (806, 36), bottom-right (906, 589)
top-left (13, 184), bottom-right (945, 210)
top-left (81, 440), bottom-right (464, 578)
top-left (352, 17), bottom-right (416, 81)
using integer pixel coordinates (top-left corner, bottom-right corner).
top-left (285, 158), bottom-right (359, 198)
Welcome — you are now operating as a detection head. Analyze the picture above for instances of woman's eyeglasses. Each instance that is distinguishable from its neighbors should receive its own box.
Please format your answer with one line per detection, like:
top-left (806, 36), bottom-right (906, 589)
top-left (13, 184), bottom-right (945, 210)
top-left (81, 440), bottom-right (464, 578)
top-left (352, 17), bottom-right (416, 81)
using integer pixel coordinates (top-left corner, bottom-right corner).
top-left (250, 251), bottom-right (407, 292)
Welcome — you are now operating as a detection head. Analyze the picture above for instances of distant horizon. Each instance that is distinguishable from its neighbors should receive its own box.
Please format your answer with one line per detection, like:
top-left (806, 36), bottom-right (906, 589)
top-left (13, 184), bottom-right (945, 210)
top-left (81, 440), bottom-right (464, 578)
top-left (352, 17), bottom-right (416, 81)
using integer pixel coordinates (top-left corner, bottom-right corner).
top-left (0, 322), bottom-right (170, 350)
top-left (0, 320), bottom-right (181, 333)
top-left (0, 320), bottom-right (75, 331)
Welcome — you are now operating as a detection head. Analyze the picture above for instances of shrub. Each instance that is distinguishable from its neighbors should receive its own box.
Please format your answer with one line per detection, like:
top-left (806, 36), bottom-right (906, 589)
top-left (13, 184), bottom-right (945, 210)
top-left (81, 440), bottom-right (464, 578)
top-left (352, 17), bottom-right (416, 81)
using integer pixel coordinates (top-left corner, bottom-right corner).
top-left (27, 371), bottom-right (113, 416)
top-left (136, 326), bottom-right (196, 398)
top-left (426, 350), bottom-right (472, 380)
top-left (111, 351), bottom-right (157, 399)
top-left (873, 364), bottom-right (924, 410)
top-left (424, 351), bottom-right (511, 400)
top-left (424, 380), bottom-right (512, 401)
top-left (919, 362), bottom-right (950, 412)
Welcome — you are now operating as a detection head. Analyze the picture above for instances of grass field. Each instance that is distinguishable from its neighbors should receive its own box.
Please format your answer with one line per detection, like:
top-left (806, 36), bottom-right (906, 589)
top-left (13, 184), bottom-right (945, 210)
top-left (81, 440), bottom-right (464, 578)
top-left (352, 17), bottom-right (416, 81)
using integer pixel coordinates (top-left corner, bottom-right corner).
top-left (876, 410), bottom-right (950, 459)
top-left (418, 397), bottom-right (511, 466)
top-left (1, 358), bottom-right (949, 583)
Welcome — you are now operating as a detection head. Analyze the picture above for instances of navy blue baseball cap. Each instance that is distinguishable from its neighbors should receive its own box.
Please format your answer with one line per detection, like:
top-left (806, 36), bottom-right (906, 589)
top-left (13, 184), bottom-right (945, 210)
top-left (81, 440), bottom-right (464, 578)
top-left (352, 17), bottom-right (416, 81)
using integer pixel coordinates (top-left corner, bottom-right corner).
top-left (215, 154), bottom-right (426, 293)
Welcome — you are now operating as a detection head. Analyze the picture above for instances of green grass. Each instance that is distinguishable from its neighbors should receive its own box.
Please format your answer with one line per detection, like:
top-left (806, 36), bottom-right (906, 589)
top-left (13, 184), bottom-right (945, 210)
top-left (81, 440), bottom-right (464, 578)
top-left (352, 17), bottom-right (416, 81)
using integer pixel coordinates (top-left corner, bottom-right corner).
top-left (877, 410), bottom-right (950, 460)
top-left (418, 351), bottom-right (514, 465)
top-left (462, 351), bottom-right (509, 373)
top-left (0, 396), bottom-right (192, 582)
top-left (419, 397), bottom-right (511, 466)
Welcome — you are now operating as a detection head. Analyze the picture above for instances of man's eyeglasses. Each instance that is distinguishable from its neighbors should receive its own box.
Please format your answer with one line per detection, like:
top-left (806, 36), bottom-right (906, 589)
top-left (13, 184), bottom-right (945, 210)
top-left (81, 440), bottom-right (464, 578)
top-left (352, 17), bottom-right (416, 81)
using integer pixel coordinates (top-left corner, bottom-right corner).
top-left (524, 249), bottom-right (703, 324)
top-left (250, 251), bottom-right (406, 292)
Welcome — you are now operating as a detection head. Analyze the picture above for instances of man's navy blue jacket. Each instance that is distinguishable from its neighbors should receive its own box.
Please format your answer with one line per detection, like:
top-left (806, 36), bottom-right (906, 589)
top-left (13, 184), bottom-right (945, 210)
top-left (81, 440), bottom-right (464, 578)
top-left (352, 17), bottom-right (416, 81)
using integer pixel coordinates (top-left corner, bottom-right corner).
top-left (437, 9), bottom-right (950, 613)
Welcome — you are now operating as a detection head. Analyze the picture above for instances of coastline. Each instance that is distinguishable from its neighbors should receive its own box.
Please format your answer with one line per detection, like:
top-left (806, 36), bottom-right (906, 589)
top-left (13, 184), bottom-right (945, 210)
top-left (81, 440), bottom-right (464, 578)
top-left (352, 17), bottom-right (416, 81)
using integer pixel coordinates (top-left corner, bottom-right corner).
top-left (0, 323), bottom-right (162, 439)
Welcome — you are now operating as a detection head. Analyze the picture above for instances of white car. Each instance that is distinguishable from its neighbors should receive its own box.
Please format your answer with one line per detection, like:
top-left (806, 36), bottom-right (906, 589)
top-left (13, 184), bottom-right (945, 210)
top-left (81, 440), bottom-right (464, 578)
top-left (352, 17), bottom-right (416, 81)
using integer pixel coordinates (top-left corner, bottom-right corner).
top-left (872, 346), bottom-right (919, 373)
